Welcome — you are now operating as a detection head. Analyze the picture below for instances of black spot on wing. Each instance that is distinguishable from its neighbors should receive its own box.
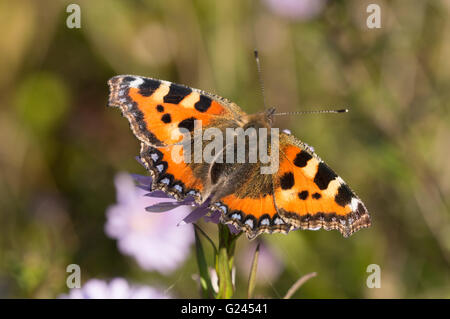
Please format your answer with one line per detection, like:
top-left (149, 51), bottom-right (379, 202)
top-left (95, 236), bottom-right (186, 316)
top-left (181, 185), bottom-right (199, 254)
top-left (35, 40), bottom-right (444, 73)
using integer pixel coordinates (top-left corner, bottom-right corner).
top-left (335, 184), bottom-right (353, 207)
top-left (178, 117), bottom-right (196, 132)
top-left (314, 162), bottom-right (337, 190)
top-left (294, 151), bottom-right (312, 167)
top-left (156, 104), bottom-right (164, 112)
top-left (280, 172), bottom-right (295, 190)
top-left (312, 192), bottom-right (321, 199)
top-left (161, 113), bottom-right (171, 123)
top-left (298, 190), bottom-right (309, 200)
top-left (138, 78), bottom-right (160, 97)
top-left (164, 83), bottom-right (192, 104)
top-left (194, 95), bottom-right (212, 112)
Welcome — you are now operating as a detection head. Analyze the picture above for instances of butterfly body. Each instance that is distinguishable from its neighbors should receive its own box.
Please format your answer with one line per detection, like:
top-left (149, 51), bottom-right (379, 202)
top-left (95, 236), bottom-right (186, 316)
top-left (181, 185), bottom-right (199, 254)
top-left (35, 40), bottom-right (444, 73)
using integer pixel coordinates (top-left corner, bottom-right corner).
top-left (108, 75), bottom-right (371, 239)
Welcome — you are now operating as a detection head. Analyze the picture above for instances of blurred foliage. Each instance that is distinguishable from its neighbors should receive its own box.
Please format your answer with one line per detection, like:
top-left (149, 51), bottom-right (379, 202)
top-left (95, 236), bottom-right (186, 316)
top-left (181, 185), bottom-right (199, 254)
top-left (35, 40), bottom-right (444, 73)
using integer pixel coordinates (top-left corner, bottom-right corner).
top-left (0, 0), bottom-right (449, 298)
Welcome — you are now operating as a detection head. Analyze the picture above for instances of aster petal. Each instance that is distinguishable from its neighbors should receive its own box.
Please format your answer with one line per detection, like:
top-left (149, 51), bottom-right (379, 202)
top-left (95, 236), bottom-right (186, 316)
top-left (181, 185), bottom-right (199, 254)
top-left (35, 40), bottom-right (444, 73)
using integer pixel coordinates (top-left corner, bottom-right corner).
top-left (146, 201), bottom-right (192, 213)
top-left (144, 190), bottom-right (172, 198)
top-left (177, 206), bottom-right (210, 226)
top-left (227, 224), bottom-right (241, 235)
top-left (203, 210), bottom-right (221, 224)
top-left (131, 173), bottom-right (152, 188)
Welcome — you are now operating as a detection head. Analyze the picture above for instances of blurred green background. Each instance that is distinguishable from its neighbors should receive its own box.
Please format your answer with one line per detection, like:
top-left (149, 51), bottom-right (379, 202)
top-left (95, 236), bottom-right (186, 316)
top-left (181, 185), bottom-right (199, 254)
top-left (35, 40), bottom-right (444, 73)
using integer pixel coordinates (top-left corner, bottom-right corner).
top-left (0, 0), bottom-right (449, 298)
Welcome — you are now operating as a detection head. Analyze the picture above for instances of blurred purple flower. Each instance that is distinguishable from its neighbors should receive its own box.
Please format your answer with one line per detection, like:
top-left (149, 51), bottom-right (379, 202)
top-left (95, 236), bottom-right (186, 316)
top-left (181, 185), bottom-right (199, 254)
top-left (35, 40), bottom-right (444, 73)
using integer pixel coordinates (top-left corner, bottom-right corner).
top-left (237, 241), bottom-right (284, 284)
top-left (60, 278), bottom-right (169, 299)
top-left (105, 173), bottom-right (194, 274)
top-left (264, 0), bottom-right (325, 21)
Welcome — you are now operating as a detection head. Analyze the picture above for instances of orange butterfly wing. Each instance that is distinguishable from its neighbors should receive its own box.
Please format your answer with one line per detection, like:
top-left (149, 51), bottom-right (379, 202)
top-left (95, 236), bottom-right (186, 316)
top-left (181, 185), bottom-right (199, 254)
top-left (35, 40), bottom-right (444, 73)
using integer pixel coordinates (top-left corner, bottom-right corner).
top-left (108, 75), bottom-right (243, 146)
top-left (138, 143), bottom-right (204, 202)
top-left (209, 163), bottom-right (295, 239)
top-left (213, 194), bottom-right (295, 239)
top-left (273, 133), bottom-right (371, 237)
top-left (108, 75), bottom-right (243, 203)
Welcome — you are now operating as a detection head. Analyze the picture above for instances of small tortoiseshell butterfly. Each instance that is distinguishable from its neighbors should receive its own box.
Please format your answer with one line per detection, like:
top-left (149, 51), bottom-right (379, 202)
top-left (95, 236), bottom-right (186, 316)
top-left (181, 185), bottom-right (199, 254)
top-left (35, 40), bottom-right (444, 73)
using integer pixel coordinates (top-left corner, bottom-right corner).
top-left (108, 75), bottom-right (371, 239)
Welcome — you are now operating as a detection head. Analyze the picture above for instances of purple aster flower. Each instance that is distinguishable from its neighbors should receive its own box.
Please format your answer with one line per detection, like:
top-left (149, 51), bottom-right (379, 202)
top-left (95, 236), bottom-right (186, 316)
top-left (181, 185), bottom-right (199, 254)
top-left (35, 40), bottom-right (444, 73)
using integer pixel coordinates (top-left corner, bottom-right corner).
top-left (105, 173), bottom-right (194, 274)
top-left (264, 0), bottom-right (326, 21)
top-left (60, 278), bottom-right (169, 299)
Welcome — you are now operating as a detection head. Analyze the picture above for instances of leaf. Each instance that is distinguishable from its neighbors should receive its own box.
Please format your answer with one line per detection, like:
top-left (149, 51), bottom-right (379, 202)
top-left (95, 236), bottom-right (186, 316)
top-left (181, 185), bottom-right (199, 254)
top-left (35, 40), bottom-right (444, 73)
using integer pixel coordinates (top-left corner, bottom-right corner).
top-left (194, 224), bottom-right (217, 257)
top-left (194, 227), bottom-right (214, 298)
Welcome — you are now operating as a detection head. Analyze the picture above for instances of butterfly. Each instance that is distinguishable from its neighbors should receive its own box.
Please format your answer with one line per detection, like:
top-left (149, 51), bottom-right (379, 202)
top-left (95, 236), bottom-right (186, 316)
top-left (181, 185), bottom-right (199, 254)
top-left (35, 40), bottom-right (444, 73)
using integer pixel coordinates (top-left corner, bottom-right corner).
top-left (107, 75), bottom-right (371, 239)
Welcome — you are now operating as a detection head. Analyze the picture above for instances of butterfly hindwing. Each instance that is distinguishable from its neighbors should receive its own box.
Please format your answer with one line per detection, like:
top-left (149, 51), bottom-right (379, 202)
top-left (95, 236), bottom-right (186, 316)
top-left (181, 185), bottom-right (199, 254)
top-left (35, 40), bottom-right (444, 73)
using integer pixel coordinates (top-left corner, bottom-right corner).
top-left (139, 143), bottom-right (204, 202)
top-left (208, 161), bottom-right (295, 239)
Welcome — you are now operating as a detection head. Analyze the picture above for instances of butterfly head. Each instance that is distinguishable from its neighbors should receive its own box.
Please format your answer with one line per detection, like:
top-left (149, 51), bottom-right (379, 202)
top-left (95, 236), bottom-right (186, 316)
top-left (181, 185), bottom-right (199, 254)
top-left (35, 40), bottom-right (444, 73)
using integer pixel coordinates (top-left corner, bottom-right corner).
top-left (243, 108), bottom-right (275, 130)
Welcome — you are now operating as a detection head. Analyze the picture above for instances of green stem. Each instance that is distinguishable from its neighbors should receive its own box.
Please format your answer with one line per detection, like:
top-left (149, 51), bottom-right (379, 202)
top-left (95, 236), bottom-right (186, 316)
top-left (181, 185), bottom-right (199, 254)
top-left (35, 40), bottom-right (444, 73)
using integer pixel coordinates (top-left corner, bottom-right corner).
top-left (215, 224), bottom-right (240, 299)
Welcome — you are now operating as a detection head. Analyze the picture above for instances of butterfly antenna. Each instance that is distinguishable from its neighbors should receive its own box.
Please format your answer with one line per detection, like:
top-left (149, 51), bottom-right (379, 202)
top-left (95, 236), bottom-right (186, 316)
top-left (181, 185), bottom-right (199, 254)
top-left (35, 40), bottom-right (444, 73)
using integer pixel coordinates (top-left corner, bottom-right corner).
top-left (254, 50), bottom-right (268, 110)
top-left (273, 108), bottom-right (349, 116)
